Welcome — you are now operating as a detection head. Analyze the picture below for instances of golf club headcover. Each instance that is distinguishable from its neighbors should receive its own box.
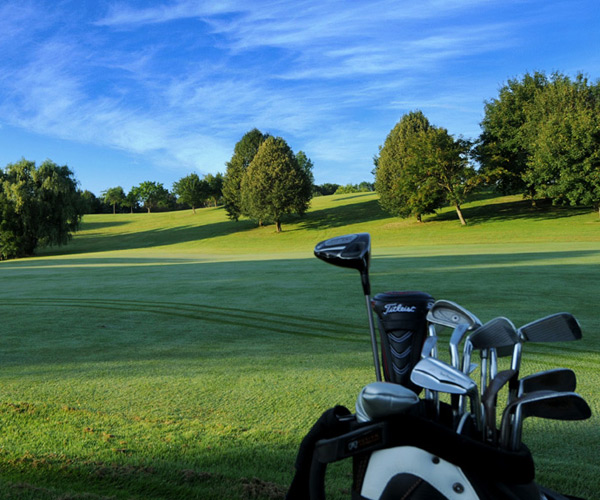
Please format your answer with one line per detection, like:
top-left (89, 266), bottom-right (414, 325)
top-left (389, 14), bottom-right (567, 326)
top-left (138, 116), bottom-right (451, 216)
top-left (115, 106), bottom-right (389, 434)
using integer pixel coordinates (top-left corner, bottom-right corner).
top-left (355, 382), bottom-right (420, 423)
top-left (371, 291), bottom-right (435, 392)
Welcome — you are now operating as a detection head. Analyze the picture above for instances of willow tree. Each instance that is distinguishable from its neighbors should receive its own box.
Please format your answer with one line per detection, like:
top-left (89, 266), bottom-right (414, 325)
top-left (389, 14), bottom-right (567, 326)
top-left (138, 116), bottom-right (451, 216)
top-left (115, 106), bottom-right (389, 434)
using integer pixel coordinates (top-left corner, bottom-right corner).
top-left (0, 159), bottom-right (83, 259)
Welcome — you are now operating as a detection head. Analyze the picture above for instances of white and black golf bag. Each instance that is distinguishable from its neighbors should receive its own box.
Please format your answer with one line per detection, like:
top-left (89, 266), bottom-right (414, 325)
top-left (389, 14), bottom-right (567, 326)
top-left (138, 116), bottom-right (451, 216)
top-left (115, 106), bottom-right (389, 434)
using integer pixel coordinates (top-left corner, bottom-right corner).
top-left (285, 401), bottom-right (584, 500)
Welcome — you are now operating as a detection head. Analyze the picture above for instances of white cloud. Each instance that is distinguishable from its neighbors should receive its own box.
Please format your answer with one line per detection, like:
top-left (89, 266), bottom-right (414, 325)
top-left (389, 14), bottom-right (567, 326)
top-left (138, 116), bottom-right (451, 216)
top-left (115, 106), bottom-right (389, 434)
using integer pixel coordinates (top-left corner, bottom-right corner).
top-left (1, 0), bottom-right (594, 192)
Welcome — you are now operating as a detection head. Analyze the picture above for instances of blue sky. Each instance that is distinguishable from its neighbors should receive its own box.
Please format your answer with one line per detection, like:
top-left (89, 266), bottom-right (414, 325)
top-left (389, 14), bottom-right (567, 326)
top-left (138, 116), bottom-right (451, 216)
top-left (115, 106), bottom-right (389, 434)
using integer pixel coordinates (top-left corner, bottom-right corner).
top-left (0, 0), bottom-right (598, 196)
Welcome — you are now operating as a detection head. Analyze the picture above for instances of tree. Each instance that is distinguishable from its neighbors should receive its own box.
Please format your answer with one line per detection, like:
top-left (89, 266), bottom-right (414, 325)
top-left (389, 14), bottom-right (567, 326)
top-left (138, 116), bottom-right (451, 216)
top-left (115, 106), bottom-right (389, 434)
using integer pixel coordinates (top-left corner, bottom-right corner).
top-left (80, 190), bottom-right (104, 214)
top-left (0, 159), bottom-right (83, 259)
top-left (205, 172), bottom-right (224, 207)
top-left (474, 71), bottom-right (549, 195)
top-left (222, 129), bottom-right (269, 220)
top-left (133, 181), bottom-right (170, 213)
top-left (173, 173), bottom-right (208, 214)
top-left (375, 111), bottom-right (445, 222)
top-left (240, 137), bottom-right (312, 232)
top-left (476, 71), bottom-right (600, 213)
top-left (102, 186), bottom-right (126, 214)
top-left (313, 183), bottom-right (340, 196)
top-left (522, 74), bottom-right (600, 215)
top-left (292, 150), bottom-right (314, 215)
top-left (375, 111), bottom-right (476, 224)
top-left (122, 189), bottom-right (139, 214)
top-left (414, 130), bottom-right (476, 225)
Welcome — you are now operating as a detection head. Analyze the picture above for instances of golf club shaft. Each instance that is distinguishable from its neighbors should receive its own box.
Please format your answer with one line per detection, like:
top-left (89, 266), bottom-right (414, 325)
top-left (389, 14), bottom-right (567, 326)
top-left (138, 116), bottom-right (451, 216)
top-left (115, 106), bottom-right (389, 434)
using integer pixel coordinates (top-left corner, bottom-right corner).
top-left (365, 294), bottom-right (382, 381)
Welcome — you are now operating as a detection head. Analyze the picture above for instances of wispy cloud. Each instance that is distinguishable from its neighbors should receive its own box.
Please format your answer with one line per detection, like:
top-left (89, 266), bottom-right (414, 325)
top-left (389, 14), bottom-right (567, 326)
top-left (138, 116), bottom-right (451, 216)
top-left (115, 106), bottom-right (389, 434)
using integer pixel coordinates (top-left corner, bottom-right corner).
top-left (0, 0), bottom-right (595, 191)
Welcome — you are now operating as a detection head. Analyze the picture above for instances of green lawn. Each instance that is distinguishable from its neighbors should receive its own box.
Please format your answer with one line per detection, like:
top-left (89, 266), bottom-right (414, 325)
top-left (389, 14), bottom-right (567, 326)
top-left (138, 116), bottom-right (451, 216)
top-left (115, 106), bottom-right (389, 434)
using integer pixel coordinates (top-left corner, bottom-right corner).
top-left (0, 193), bottom-right (598, 499)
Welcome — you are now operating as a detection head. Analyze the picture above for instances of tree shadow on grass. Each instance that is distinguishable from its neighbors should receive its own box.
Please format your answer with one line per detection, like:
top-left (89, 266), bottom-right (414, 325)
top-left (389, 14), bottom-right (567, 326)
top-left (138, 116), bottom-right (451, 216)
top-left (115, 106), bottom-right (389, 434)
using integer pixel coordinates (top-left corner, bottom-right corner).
top-left (78, 219), bottom-right (132, 231)
top-left (40, 218), bottom-right (259, 256)
top-left (298, 199), bottom-right (388, 230)
top-left (432, 199), bottom-right (593, 225)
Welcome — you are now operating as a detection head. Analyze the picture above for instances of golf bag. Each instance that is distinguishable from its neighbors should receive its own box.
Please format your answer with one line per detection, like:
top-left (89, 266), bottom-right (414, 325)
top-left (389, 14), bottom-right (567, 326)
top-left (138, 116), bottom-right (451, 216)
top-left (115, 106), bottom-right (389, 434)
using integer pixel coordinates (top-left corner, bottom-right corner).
top-left (286, 402), bottom-right (583, 500)
top-left (371, 291), bottom-right (434, 392)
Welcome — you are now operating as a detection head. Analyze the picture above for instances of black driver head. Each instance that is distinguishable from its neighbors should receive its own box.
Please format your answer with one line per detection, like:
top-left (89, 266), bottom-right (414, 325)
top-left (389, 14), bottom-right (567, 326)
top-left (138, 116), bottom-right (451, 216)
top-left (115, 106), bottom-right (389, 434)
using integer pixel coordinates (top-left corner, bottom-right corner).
top-left (314, 233), bottom-right (371, 294)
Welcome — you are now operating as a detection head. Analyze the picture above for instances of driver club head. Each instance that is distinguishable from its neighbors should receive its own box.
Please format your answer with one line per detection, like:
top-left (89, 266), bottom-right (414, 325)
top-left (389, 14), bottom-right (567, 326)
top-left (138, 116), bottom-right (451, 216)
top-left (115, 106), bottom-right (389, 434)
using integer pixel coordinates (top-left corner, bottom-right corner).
top-left (314, 233), bottom-right (372, 295)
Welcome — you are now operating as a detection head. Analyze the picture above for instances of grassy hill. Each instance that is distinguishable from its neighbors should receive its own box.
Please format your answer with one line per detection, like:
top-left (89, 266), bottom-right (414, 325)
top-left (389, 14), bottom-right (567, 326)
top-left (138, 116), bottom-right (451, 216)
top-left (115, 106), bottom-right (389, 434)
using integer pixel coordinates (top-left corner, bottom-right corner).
top-left (0, 193), bottom-right (598, 499)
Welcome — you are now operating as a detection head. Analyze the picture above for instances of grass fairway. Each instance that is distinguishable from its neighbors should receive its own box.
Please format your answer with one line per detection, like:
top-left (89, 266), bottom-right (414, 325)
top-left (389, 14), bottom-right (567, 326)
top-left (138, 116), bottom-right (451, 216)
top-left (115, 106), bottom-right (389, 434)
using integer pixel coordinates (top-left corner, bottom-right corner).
top-left (0, 193), bottom-right (598, 499)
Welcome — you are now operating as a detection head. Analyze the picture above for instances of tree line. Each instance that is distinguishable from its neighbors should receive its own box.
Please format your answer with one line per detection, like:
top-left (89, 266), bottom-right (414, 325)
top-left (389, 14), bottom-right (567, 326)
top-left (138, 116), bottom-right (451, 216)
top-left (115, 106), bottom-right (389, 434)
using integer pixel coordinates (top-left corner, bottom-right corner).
top-left (2, 70), bottom-right (597, 258)
top-left (375, 71), bottom-right (600, 224)
top-left (98, 175), bottom-right (224, 215)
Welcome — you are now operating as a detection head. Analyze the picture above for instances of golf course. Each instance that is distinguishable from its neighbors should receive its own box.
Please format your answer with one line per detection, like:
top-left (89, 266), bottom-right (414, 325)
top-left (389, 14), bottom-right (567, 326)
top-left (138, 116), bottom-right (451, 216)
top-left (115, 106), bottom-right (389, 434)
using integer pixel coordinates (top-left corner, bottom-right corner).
top-left (0, 192), bottom-right (598, 499)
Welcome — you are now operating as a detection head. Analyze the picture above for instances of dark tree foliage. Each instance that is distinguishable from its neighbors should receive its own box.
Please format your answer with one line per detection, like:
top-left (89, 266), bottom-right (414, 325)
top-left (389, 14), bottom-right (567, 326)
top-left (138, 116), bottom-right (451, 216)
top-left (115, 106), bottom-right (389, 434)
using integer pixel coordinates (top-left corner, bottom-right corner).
top-left (122, 189), bottom-right (140, 214)
top-left (133, 181), bottom-right (170, 213)
top-left (474, 72), bottom-right (549, 195)
top-left (222, 129), bottom-right (269, 221)
top-left (375, 111), bottom-right (476, 224)
top-left (80, 190), bottom-right (106, 214)
top-left (0, 159), bottom-right (83, 260)
top-left (522, 74), bottom-right (600, 214)
top-left (102, 186), bottom-right (126, 214)
top-left (475, 71), bottom-right (600, 214)
top-left (375, 111), bottom-right (445, 222)
top-left (204, 172), bottom-right (224, 207)
top-left (173, 173), bottom-right (208, 214)
top-left (313, 183), bottom-right (340, 196)
top-left (240, 137), bottom-right (313, 232)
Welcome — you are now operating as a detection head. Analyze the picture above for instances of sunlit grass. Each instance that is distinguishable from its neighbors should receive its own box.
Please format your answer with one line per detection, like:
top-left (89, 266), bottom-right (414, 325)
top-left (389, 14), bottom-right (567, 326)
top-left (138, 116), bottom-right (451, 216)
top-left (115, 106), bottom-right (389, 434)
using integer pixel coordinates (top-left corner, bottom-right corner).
top-left (0, 193), bottom-right (598, 499)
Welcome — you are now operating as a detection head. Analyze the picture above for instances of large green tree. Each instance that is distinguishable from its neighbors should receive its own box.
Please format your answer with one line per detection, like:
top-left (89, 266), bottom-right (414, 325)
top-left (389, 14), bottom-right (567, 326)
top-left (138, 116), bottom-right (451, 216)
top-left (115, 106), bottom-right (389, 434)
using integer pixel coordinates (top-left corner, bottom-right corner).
top-left (122, 189), bottom-right (139, 214)
top-left (0, 159), bottom-right (83, 259)
top-left (375, 111), bottom-right (476, 224)
top-left (522, 74), bottom-right (600, 215)
top-left (474, 71), bottom-right (549, 195)
top-left (204, 172), bottom-right (224, 207)
top-left (173, 173), bottom-right (208, 214)
top-left (133, 181), bottom-right (170, 213)
top-left (476, 71), bottom-right (600, 214)
top-left (240, 137), bottom-right (313, 232)
top-left (375, 111), bottom-right (444, 222)
top-left (222, 129), bottom-right (269, 220)
top-left (102, 186), bottom-right (126, 214)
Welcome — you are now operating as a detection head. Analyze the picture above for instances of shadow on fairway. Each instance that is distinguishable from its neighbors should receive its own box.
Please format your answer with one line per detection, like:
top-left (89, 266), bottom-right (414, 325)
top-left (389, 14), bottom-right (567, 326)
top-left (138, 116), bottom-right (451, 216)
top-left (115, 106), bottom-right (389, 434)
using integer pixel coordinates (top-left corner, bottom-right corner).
top-left (432, 199), bottom-right (593, 225)
top-left (299, 199), bottom-right (388, 230)
top-left (79, 219), bottom-right (133, 231)
top-left (41, 218), bottom-right (259, 256)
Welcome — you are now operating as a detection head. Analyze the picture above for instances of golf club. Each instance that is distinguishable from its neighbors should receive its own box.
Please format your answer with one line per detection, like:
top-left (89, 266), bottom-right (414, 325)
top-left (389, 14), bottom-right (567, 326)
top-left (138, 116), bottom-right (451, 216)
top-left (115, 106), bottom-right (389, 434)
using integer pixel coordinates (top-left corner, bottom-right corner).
top-left (517, 368), bottom-right (576, 398)
top-left (499, 390), bottom-right (591, 450)
top-left (411, 357), bottom-right (483, 433)
top-left (314, 233), bottom-right (382, 381)
top-left (426, 300), bottom-right (482, 330)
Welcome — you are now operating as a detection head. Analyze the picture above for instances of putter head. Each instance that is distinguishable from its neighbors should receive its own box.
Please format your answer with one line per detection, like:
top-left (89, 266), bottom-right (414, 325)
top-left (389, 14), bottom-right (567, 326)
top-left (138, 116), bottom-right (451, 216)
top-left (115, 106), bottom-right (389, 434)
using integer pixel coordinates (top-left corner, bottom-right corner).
top-left (519, 312), bottom-right (582, 342)
top-left (314, 233), bottom-right (371, 294)
top-left (411, 357), bottom-right (477, 395)
top-left (426, 300), bottom-right (482, 330)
